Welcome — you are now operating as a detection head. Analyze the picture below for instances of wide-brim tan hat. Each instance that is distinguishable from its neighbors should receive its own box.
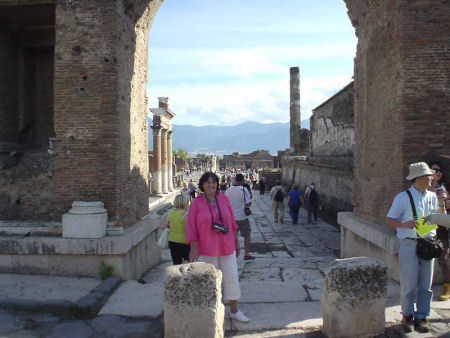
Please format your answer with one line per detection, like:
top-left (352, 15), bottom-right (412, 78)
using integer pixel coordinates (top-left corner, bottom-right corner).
top-left (406, 162), bottom-right (434, 180)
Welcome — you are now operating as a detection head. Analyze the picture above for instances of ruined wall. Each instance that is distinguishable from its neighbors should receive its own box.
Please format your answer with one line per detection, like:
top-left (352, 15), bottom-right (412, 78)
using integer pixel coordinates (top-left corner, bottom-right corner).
top-left (345, 0), bottom-right (450, 223)
top-left (51, 0), bottom-right (162, 225)
top-left (282, 160), bottom-right (353, 224)
top-left (311, 83), bottom-right (354, 158)
top-left (0, 26), bottom-right (18, 142)
top-left (115, 0), bottom-right (161, 225)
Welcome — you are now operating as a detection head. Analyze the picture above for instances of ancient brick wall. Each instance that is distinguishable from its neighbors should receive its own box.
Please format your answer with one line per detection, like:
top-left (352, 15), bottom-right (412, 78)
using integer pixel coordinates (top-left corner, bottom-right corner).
top-left (345, 0), bottom-right (450, 223)
top-left (282, 160), bottom-right (353, 225)
top-left (52, 0), bottom-right (161, 225)
top-left (0, 26), bottom-right (18, 142)
top-left (310, 83), bottom-right (354, 158)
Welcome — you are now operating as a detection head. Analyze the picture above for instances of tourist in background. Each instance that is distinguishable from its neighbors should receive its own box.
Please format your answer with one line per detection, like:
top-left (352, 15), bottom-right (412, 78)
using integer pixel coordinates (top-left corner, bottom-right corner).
top-left (188, 179), bottom-right (196, 201)
top-left (287, 184), bottom-right (303, 225)
top-left (428, 160), bottom-right (450, 301)
top-left (258, 176), bottom-right (265, 195)
top-left (220, 176), bottom-right (228, 194)
top-left (303, 183), bottom-right (319, 224)
top-left (270, 181), bottom-right (286, 223)
top-left (186, 172), bottom-right (250, 323)
top-left (180, 182), bottom-right (190, 205)
top-left (226, 173), bottom-right (255, 260)
top-left (386, 162), bottom-right (438, 333)
top-left (162, 194), bottom-right (189, 265)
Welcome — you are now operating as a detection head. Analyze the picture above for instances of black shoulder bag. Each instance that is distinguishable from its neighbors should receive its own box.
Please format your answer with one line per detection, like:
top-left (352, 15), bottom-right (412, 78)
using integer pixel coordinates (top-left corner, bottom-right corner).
top-left (405, 190), bottom-right (443, 260)
top-left (243, 188), bottom-right (251, 216)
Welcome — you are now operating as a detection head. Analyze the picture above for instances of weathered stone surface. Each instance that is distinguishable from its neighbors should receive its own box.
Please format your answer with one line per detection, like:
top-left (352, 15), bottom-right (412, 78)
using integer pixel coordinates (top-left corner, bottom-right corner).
top-left (239, 281), bottom-right (308, 303)
top-left (164, 262), bottom-right (224, 338)
top-left (321, 257), bottom-right (387, 338)
top-left (232, 302), bottom-right (322, 331)
top-left (0, 274), bottom-right (100, 302)
top-left (49, 322), bottom-right (93, 338)
top-left (99, 280), bottom-right (164, 318)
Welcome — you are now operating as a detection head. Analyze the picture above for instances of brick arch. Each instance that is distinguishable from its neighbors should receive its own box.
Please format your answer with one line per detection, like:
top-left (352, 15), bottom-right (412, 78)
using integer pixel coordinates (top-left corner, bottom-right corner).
top-left (344, 0), bottom-right (450, 223)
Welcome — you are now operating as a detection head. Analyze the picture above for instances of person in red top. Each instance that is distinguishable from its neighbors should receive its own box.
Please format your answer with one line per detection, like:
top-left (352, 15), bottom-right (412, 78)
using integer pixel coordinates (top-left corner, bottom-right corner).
top-left (186, 171), bottom-right (250, 323)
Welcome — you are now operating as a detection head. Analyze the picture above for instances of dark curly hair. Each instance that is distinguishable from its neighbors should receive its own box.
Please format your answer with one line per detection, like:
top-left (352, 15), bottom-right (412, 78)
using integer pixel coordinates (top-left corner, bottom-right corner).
top-left (198, 171), bottom-right (220, 192)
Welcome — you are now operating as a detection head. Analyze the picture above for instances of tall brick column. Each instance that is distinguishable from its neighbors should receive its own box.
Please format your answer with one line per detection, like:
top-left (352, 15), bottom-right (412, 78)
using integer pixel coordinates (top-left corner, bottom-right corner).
top-left (289, 67), bottom-right (301, 154)
top-left (152, 126), bottom-right (163, 197)
top-left (161, 129), bottom-right (169, 194)
top-left (167, 131), bottom-right (174, 192)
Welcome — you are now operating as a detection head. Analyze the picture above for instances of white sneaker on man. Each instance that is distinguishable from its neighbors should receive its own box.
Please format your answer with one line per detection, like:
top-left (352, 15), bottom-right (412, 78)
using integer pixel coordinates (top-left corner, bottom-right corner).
top-left (230, 310), bottom-right (250, 322)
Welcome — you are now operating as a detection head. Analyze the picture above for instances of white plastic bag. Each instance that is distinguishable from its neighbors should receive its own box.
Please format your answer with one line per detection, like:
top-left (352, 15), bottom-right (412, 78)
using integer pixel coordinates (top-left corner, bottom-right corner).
top-left (157, 229), bottom-right (170, 248)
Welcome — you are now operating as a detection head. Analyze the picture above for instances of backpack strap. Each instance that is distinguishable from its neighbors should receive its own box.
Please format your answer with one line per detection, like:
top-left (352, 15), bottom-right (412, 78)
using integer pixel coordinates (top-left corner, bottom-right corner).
top-left (405, 190), bottom-right (418, 221)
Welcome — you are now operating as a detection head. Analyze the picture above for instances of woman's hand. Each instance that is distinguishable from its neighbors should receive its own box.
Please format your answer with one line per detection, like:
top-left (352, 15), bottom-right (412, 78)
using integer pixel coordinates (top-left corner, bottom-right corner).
top-left (161, 216), bottom-right (168, 230)
top-left (189, 241), bottom-right (198, 262)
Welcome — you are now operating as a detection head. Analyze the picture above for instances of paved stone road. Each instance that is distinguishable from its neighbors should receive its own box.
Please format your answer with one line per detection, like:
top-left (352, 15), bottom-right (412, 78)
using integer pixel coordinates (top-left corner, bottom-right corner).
top-left (0, 186), bottom-right (449, 337)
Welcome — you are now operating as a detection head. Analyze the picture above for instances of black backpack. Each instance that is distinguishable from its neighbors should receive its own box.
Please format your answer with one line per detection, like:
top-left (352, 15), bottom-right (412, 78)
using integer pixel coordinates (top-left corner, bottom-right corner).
top-left (308, 188), bottom-right (317, 204)
top-left (274, 188), bottom-right (283, 202)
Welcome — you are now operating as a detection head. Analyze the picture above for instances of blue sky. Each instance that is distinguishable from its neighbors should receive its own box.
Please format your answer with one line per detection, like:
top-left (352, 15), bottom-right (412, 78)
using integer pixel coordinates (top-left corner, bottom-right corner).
top-left (146, 0), bottom-right (356, 126)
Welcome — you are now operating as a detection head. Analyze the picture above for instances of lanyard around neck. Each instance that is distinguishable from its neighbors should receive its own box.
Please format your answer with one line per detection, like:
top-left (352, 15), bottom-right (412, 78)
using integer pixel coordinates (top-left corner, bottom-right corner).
top-left (204, 194), bottom-right (223, 223)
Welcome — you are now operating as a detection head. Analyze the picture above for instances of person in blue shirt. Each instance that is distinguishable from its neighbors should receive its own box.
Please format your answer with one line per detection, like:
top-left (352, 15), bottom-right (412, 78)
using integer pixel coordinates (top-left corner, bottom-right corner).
top-left (386, 162), bottom-right (438, 333)
top-left (287, 185), bottom-right (303, 225)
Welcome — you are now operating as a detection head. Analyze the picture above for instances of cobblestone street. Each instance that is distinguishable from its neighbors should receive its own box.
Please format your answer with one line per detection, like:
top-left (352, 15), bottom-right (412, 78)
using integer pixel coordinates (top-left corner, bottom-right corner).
top-left (0, 190), bottom-right (449, 337)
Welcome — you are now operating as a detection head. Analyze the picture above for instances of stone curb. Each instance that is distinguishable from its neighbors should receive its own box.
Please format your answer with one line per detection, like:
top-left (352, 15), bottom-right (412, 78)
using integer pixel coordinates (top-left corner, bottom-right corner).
top-left (0, 298), bottom-right (73, 314)
top-left (75, 276), bottom-right (122, 316)
top-left (0, 276), bottom-right (121, 318)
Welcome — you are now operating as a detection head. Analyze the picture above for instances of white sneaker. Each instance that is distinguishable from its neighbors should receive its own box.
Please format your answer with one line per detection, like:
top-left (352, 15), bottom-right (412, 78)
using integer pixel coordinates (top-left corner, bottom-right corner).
top-left (230, 310), bottom-right (250, 323)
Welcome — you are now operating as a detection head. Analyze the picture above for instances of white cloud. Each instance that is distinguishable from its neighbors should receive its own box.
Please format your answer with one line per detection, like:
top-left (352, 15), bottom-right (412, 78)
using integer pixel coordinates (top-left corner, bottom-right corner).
top-left (147, 74), bottom-right (352, 126)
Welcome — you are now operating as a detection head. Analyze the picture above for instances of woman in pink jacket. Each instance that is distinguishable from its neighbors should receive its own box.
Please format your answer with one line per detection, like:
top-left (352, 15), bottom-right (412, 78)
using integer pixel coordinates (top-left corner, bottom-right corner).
top-left (186, 171), bottom-right (250, 323)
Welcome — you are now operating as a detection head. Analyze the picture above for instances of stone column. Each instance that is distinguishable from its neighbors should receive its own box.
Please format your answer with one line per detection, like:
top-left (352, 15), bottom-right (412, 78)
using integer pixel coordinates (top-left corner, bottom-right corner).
top-left (289, 67), bottom-right (300, 154)
top-left (152, 127), bottom-right (163, 197)
top-left (321, 257), bottom-right (387, 338)
top-left (165, 263), bottom-right (224, 338)
top-left (161, 129), bottom-right (168, 194)
top-left (167, 131), bottom-right (174, 192)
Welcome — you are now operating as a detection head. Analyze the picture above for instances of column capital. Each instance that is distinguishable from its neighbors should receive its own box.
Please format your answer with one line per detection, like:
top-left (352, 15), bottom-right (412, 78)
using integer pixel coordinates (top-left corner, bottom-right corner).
top-left (161, 128), bottom-right (168, 136)
top-left (151, 126), bottom-right (161, 134)
top-left (167, 130), bottom-right (173, 138)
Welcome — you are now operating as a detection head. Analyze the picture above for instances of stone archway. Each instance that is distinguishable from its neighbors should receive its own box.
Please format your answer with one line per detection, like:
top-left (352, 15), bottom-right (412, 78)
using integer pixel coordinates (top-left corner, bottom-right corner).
top-left (0, 0), bottom-right (448, 228)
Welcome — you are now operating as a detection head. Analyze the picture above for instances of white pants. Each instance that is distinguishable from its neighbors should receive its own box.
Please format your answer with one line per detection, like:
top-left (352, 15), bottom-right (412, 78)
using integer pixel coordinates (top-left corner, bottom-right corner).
top-left (198, 253), bottom-right (241, 301)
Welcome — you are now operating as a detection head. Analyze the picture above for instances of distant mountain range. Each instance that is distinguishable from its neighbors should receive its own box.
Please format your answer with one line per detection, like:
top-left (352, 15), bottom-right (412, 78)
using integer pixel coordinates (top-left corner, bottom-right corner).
top-left (148, 120), bottom-right (309, 155)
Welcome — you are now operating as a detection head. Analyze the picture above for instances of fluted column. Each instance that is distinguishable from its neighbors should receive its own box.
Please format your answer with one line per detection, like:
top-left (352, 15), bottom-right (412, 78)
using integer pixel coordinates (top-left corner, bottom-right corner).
top-left (161, 128), bottom-right (168, 194)
top-left (167, 131), bottom-right (174, 192)
top-left (152, 127), bottom-right (163, 196)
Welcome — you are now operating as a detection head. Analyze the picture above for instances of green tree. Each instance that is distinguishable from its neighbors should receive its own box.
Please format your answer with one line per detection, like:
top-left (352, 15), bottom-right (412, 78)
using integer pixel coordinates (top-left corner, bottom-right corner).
top-left (174, 148), bottom-right (189, 161)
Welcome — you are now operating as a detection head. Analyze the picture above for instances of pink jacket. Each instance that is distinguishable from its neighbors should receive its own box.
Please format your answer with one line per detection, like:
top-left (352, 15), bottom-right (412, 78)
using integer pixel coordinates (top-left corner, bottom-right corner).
top-left (185, 193), bottom-right (238, 256)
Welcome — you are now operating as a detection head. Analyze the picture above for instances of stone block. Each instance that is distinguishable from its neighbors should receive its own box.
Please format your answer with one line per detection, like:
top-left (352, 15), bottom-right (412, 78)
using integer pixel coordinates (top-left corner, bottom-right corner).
top-left (62, 201), bottom-right (107, 239)
top-left (164, 263), bottom-right (224, 338)
top-left (321, 257), bottom-right (387, 338)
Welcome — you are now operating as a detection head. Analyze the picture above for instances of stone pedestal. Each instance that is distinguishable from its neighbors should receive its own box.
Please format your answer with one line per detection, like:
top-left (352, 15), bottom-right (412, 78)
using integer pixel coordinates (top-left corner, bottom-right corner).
top-left (62, 201), bottom-right (107, 239)
top-left (164, 263), bottom-right (224, 338)
top-left (321, 257), bottom-right (387, 338)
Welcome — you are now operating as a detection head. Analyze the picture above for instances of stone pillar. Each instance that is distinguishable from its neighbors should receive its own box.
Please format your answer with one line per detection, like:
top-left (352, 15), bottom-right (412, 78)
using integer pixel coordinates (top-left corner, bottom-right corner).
top-left (62, 201), bottom-right (107, 238)
top-left (167, 131), bottom-right (174, 192)
top-left (289, 67), bottom-right (300, 154)
top-left (321, 257), bottom-right (387, 338)
top-left (161, 129), bottom-right (168, 194)
top-left (164, 263), bottom-right (224, 338)
top-left (152, 127), bottom-right (163, 197)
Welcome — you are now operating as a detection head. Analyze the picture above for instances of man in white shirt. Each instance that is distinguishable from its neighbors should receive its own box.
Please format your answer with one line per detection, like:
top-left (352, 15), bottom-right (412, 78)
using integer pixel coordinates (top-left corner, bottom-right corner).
top-left (226, 173), bottom-right (255, 260)
top-left (386, 162), bottom-right (438, 333)
top-left (270, 181), bottom-right (286, 223)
